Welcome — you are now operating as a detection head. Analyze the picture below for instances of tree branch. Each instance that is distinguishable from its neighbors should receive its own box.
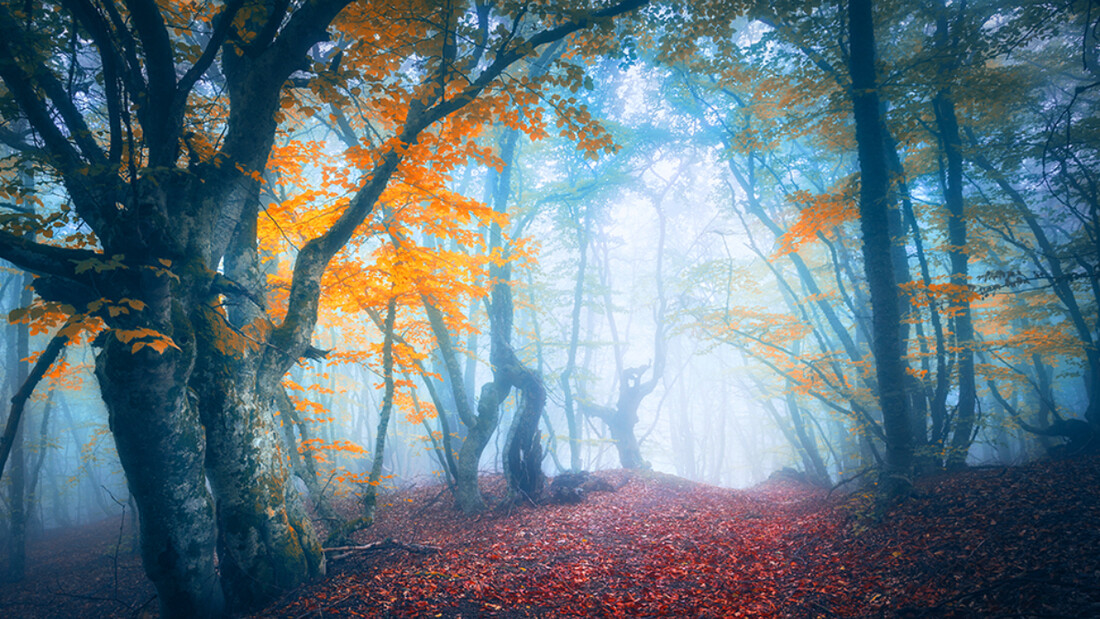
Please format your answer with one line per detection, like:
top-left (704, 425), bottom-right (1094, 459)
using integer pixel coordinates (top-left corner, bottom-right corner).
top-left (62, 0), bottom-right (126, 163)
top-left (268, 0), bottom-right (649, 379)
top-left (0, 230), bottom-right (100, 282)
top-left (0, 5), bottom-right (114, 230)
top-left (0, 317), bottom-right (76, 485)
top-left (175, 0), bottom-right (246, 102)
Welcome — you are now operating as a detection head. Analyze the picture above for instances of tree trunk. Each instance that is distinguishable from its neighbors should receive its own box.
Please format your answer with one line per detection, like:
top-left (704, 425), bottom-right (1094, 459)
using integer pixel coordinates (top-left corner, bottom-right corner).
top-left (848, 0), bottom-right (913, 499)
top-left (606, 366), bottom-right (652, 469)
top-left (457, 382), bottom-right (502, 512)
top-left (196, 193), bottom-right (325, 612)
top-left (190, 309), bottom-right (324, 612)
top-left (502, 355), bottom-right (547, 500)
top-left (363, 297), bottom-right (398, 519)
top-left (932, 5), bottom-right (976, 469)
top-left (424, 297), bottom-right (499, 514)
top-left (5, 269), bottom-right (30, 582)
top-left (560, 203), bottom-right (591, 472)
top-left (486, 126), bottom-right (547, 501)
top-left (96, 323), bottom-right (224, 617)
top-left (883, 128), bottom-right (930, 462)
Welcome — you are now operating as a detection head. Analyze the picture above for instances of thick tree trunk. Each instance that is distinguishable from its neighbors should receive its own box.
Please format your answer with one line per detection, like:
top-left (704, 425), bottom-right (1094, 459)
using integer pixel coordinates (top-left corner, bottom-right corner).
top-left (848, 0), bottom-right (913, 499)
top-left (191, 311), bottom-right (324, 612)
top-left (87, 205), bottom-right (323, 617)
top-left (96, 332), bottom-right (224, 617)
top-left (503, 364), bottom-right (547, 500)
top-left (490, 272), bottom-right (547, 499)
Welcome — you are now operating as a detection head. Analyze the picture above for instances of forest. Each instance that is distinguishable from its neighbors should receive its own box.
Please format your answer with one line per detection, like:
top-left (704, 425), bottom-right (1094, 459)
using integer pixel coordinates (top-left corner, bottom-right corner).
top-left (0, 0), bottom-right (1098, 617)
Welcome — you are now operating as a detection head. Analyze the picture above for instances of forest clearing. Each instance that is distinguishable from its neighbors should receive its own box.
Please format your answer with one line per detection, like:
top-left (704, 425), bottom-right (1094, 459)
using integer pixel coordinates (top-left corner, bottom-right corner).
top-left (2, 0), bottom-right (1100, 617)
top-left (3, 455), bottom-right (1099, 617)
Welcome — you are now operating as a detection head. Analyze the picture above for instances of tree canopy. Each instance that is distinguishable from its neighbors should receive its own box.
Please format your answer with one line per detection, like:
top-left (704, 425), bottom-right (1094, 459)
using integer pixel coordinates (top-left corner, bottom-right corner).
top-left (2, 0), bottom-right (1098, 616)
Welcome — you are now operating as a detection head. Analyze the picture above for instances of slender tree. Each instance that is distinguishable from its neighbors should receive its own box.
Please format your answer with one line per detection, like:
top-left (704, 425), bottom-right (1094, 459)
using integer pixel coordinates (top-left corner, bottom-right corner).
top-left (848, 0), bottom-right (913, 498)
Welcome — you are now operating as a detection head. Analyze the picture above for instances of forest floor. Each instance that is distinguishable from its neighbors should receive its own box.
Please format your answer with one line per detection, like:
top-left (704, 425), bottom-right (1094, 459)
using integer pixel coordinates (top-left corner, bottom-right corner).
top-left (2, 455), bottom-right (1098, 618)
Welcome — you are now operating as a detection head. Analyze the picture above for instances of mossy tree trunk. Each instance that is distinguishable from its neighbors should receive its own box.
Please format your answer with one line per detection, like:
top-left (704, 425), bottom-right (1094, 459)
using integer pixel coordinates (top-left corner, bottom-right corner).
top-left (0, 0), bottom-right (648, 612)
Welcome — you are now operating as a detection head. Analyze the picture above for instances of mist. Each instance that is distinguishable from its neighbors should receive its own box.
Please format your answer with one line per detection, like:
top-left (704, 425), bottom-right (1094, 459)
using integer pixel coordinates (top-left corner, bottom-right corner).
top-left (2, 1), bottom-right (1098, 617)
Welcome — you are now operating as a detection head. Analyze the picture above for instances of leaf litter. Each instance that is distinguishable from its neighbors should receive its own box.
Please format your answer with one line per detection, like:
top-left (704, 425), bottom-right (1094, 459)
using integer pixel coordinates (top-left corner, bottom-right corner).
top-left (2, 456), bottom-right (1097, 617)
top-left (258, 456), bottom-right (1100, 618)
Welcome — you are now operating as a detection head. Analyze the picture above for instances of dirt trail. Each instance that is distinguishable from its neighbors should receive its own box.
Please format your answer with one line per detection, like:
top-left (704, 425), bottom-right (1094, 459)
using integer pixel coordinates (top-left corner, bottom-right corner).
top-left (3, 457), bottom-right (1098, 618)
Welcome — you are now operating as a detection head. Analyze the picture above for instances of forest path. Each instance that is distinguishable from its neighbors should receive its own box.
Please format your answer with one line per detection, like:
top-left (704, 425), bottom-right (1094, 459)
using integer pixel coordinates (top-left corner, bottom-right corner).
top-left (2, 457), bottom-right (1098, 617)
top-left (260, 457), bottom-right (1100, 618)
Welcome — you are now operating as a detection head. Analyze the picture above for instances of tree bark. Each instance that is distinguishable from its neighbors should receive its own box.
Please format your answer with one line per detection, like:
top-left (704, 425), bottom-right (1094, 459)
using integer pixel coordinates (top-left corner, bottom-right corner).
top-left (932, 5), bottom-right (977, 470)
top-left (4, 269), bottom-right (30, 582)
top-left (95, 306), bottom-right (225, 617)
top-left (848, 0), bottom-right (913, 499)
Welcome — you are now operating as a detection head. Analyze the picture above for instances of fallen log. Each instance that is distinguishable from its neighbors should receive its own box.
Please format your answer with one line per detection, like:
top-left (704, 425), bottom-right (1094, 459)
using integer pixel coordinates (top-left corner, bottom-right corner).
top-left (323, 537), bottom-right (440, 560)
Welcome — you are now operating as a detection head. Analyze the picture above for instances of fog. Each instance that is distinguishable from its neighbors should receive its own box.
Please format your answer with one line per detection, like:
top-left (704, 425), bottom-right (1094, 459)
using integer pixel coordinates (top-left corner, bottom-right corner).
top-left (1, 1), bottom-right (1095, 614)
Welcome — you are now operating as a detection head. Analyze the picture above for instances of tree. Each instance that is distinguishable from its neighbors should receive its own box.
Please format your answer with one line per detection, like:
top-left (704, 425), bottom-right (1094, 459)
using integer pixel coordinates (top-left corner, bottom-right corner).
top-left (583, 155), bottom-right (678, 469)
top-left (2, 267), bottom-right (30, 581)
top-left (848, 0), bottom-right (913, 498)
top-left (930, 1), bottom-right (977, 469)
top-left (0, 1), bottom-right (648, 614)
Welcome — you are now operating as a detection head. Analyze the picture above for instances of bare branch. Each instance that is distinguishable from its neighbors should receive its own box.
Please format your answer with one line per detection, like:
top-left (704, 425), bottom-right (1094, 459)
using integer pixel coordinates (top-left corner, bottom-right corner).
top-left (0, 317), bottom-right (76, 484)
top-left (175, 0), bottom-right (246, 102)
top-left (0, 230), bottom-right (100, 282)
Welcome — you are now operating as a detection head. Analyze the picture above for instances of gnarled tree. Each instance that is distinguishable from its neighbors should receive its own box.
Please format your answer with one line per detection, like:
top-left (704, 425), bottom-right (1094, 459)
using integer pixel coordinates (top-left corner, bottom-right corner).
top-left (0, 0), bottom-right (647, 615)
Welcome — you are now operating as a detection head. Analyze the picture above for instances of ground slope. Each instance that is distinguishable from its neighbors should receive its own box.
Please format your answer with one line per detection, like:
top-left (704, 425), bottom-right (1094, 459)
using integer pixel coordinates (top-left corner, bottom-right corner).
top-left (259, 457), bottom-right (1100, 618)
top-left (1, 456), bottom-right (1098, 617)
